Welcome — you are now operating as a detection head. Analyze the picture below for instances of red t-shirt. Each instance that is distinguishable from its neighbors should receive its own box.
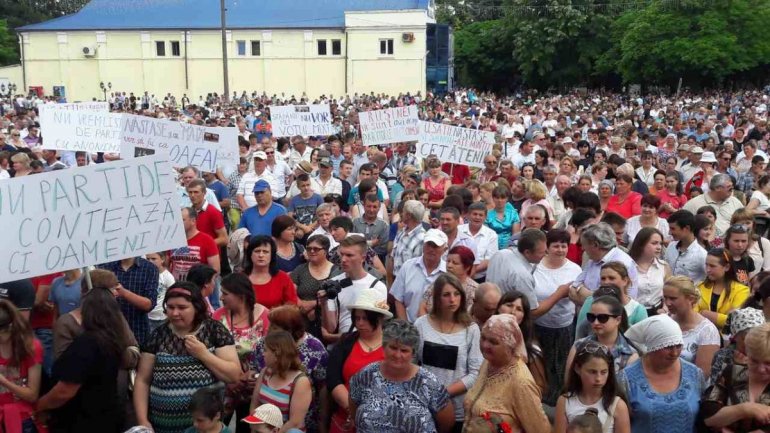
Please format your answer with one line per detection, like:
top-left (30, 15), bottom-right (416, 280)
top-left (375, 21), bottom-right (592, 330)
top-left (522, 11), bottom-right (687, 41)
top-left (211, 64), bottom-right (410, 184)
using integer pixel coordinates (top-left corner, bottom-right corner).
top-left (442, 163), bottom-right (471, 185)
top-left (195, 203), bottom-right (225, 241)
top-left (0, 338), bottom-right (43, 411)
top-left (29, 274), bottom-right (61, 329)
top-left (250, 271), bottom-right (298, 309)
top-left (605, 192), bottom-right (642, 219)
top-left (169, 231), bottom-right (219, 281)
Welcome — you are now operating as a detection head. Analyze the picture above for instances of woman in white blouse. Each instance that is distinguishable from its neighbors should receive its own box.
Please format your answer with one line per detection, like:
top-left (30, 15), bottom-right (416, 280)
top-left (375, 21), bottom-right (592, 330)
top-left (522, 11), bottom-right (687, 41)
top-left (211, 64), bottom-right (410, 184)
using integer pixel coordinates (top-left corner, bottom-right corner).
top-left (624, 194), bottom-right (669, 245)
top-left (629, 227), bottom-right (671, 317)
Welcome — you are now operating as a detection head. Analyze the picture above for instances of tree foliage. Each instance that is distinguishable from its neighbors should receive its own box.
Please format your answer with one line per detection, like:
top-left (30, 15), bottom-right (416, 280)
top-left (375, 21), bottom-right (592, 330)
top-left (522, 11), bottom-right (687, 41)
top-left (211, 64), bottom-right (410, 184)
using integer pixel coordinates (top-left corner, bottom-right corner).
top-left (454, 20), bottom-right (519, 91)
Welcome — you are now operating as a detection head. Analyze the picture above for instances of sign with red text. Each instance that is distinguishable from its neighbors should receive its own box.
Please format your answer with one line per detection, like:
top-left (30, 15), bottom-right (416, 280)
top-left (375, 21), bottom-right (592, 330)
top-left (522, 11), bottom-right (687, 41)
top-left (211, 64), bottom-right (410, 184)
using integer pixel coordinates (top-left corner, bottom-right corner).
top-left (359, 105), bottom-right (420, 145)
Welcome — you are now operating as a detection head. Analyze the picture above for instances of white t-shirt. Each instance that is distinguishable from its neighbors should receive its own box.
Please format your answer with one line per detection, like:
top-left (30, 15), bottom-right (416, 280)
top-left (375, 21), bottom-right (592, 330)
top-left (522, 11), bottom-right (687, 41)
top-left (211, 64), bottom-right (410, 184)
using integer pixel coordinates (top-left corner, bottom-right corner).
top-left (680, 317), bottom-right (720, 364)
top-left (624, 216), bottom-right (670, 245)
top-left (148, 270), bottom-right (176, 321)
top-left (533, 260), bottom-right (581, 328)
top-left (326, 273), bottom-right (387, 333)
top-left (750, 190), bottom-right (770, 212)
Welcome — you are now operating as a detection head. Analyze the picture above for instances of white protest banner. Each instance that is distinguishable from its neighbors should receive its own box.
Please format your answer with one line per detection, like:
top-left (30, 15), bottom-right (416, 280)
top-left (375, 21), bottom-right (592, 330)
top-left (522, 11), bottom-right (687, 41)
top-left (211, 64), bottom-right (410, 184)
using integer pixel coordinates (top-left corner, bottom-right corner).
top-left (39, 108), bottom-right (123, 153)
top-left (0, 155), bottom-right (186, 283)
top-left (416, 121), bottom-right (495, 169)
top-left (359, 105), bottom-right (420, 145)
top-left (269, 104), bottom-right (335, 137)
top-left (120, 115), bottom-right (239, 173)
top-left (38, 101), bottom-right (109, 114)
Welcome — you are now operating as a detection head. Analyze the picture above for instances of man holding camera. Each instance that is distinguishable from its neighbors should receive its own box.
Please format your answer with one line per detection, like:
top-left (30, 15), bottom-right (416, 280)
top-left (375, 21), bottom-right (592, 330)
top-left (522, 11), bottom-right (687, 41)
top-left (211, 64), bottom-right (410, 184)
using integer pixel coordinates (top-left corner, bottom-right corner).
top-left (320, 235), bottom-right (387, 343)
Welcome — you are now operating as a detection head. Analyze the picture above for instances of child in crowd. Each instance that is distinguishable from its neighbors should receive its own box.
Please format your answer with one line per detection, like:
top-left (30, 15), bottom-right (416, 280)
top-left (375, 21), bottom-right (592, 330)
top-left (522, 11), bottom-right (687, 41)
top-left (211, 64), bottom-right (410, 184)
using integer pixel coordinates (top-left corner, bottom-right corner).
top-left (567, 408), bottom-right (603, 433)
top-left (554, 340), bottom-right (630, 433)
top-left (242, 404), bottom-right (284, 433)
top-left (184, 388), bottom-right (231, 433)
top-left (146, 251), bottom-right (176, 334)
top-left (288, 173), bottom-right (324, 236)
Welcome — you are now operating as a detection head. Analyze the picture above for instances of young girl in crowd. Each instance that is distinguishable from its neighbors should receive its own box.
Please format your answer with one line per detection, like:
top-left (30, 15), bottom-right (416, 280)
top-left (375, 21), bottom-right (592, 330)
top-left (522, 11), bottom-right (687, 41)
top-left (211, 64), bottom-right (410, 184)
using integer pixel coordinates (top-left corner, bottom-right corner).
top-left (566, 408), bottom-right (603, 433)
top-left (496, 291), bottom-right (547, 396)
top-left (576, 262), bottom-right (648, 339)
top-left (693, 214), bottom-right (715, 250)
top-left (146, 251), bottom-right (176, 334)
top-left (554, 340), bottom-right (631, 433)
top-left (695, 248), bottom-right (751, 332)
top-left (723, 224), bottom-right (755, 285)
top-left (567, 291), bottom-right (639, 375)
top-left (629, 227), bottom-right (671, 317)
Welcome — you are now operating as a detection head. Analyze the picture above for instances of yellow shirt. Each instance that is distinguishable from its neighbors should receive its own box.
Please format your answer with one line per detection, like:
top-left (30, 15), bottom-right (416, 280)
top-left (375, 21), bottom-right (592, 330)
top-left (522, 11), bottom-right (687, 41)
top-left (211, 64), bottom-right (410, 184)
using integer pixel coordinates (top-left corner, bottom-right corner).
top-left (694, 280), bottom-right (750, 329)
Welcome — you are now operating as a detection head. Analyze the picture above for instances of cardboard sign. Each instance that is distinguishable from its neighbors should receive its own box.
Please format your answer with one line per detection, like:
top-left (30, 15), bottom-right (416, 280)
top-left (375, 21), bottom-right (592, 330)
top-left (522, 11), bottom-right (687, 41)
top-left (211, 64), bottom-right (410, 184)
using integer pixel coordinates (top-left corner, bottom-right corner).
top-left (40, 109), bottom-right (239, 172)
top-left (359, 106), bottom-right (420, 145)
top-left (0, 155), bottom-right (186, 283)
top-left (416, 121), bottom-right (495, 169)
top-left (119, 117), bottom-right (239, 173)
top-left (269, 104), bottom-right (335, 137)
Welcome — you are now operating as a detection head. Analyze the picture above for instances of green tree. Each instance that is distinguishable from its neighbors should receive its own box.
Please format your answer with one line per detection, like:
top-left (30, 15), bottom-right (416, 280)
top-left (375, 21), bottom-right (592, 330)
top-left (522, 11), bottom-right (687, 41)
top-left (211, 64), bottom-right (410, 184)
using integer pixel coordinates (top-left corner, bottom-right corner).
top-left (0, 20), bottom-right (17, 66)
top-left (454, 19), bottom-right (519, 90)
top-left (600, 0), bottom-right (770, 86)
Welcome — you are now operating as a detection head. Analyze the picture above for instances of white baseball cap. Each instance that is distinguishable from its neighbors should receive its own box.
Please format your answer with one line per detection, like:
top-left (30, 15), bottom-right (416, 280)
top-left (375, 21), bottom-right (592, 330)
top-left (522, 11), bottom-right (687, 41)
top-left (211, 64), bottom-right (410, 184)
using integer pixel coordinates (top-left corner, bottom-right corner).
top-left (242, 404), bottom-right (284, 427)
top-left (424, 229), bottom-right (448, 247)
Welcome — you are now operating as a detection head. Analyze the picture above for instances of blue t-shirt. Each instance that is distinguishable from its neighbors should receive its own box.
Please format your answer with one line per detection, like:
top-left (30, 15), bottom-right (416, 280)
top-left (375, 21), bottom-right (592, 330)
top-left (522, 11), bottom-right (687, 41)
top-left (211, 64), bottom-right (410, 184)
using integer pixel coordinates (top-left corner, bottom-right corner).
top-left (347, 185), bottom-right (385, 205)
top-left (49, 275), bottom-right (83, 315)
top-left (288, 193), bottom-right (323, 226)
top-left (238, 203), bottom-right (287, 236)
top-left (207, 180), bottom-right (229, 202)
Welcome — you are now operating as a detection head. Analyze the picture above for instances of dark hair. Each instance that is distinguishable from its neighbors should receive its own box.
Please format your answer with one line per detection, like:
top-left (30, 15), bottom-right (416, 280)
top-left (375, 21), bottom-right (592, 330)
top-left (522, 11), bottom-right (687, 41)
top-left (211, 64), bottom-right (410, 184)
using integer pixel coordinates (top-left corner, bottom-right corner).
top-left (363, 192), bottom-right (379, 204)
top-left (615, 173), bottom-right (634, 185)
top-left (330, 216), bottom-right (353, 232)
top-left (296, 173), bottom-right (311, 184)
top-left (243, 235), bottom-right (279, 276)
top-left (517, 228), bottom-right (546, 254)
top-left (570, 208), bottom-right (597, 229)
top-left (564, 339), bottom-right (619, 411)
top-left (706, 248), bottom-right (739, 300)
top-left (690, 186), bottom-right (703, 196)
top-left (697, 205), bottom-right (717, 219)
top-left (163, 281), bottom-right (210, 329)
top-left (568, 408), bottom-right (603, 433)
top-left (272, 215), bottom-right (297, 238)
top-left (221, 273), bottom-right (257, 328)
top-left (307, 234), bottom-right (331, 251)
top-left (442, 196), bottom-right (465, 215)
top-left (667, 209), bottom-right (695, 232)
top-left (188, 387), bottom-right (224, 420)
top-left (592, 293), bottom-right (629, 333)
top-left (186, 264), bottom-right (217, 290)
top-left (546, 228), bottom-right (570, 246)
top-left (430, 273), bottom-right (472, 326)
top-left (628, 227), bottom-right (664, 262)
top-left (0, 300), bottom-right (34, 367)
top-left (562, 186), bottom-right (582, 209)
top-left (576, 192), bottom-right (602, 214)
top-left (496, 291), bottom-right (539, 359)
top-left (358, 178), bottom-right (377, 198)
top-left (641, 194), bottom-right (661, 210)
top-left (81, 284), bottom-right (130, 360)
top-left (693, 214), bottom-right (714, 250)
top-left (600, 211), bottom-right (626, 228)
top-left (347, 308), bottom-right (383, 333)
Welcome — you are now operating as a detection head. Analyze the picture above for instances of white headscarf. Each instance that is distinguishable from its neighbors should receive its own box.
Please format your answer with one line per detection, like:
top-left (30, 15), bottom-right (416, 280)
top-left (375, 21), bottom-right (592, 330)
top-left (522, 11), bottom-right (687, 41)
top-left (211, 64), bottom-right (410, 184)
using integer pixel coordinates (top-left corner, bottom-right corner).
top-left (483, 314), bottom-right (527, 359)
top-left (624, 315), bottom-right (683, 355)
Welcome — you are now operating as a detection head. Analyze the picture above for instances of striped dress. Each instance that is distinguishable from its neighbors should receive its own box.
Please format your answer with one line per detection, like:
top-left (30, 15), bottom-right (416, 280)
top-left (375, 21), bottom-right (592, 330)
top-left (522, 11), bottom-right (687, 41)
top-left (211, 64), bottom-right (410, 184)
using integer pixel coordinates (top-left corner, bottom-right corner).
top-left (142, 319), bottom-right (235, 433)
top-left (256, 370), bottom-right (307, 425)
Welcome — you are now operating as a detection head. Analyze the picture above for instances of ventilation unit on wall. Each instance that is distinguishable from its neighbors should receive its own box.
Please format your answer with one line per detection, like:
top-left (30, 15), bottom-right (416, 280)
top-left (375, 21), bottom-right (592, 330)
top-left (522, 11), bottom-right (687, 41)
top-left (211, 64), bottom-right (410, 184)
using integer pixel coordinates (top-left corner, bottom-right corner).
top-left (402, 32), bottom-right (415, 43)
top-left (82, 45), bottom-right (97, 57)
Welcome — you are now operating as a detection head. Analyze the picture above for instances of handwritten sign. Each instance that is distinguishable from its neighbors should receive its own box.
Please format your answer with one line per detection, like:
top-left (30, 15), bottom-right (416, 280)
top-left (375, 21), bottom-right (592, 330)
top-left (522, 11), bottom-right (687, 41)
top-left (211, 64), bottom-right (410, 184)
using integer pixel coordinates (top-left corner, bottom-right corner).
top-left (40, 109), bottom-right (239, 172)
top-left (359, 106), bottom-right (420, 145)
top-left (269, 104), bottom-right (335, 137)
top-left (0, 155), bottom-right (186, 283)
top-left (120, 116), bottom-right (239, 173)
top-left (38, 101), bottom-right (109, 114)
top-left (416, 121), bottom-right (495, 169)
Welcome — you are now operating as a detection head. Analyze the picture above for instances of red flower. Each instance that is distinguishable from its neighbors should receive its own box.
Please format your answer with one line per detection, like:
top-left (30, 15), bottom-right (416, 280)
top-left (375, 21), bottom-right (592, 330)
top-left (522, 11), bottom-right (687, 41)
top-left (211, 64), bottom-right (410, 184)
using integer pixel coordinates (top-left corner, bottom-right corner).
top-left (499, 422), bottom-right (512, 433)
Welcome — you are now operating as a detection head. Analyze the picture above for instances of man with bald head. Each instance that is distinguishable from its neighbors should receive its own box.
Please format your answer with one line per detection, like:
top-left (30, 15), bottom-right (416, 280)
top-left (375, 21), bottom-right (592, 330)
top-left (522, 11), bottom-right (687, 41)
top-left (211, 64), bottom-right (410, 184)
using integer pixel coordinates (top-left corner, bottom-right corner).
top-left (548, 174), bottom-right (572, 222)
top-left (472, 283), bottom-right (502, 327)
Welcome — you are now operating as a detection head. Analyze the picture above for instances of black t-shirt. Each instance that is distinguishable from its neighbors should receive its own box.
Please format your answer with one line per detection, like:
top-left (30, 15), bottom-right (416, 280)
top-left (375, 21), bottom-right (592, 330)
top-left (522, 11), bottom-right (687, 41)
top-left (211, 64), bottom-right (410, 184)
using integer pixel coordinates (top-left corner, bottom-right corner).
top-left (0, 279), bottom-right (35, 312)
top-left (51, 333), bottom-right (121, 433)
top-left (732, 257), bottom-right (755, 286)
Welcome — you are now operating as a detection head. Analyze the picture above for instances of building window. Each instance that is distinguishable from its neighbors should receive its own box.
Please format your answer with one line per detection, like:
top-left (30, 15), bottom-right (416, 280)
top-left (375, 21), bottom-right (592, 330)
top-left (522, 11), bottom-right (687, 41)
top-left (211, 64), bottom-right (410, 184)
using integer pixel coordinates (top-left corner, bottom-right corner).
top-left (251, 40), bottom-right (261, 56)
top-left (155, 41), bottom-right (166, 56)
top-left (236, 40), bottom-right (246, 56)
top-left (171, 41), bottom-right (181, 56)
top-left (379, 39), bottom-right (394, 55)
top-left (317, 39), bottom-right (327, 56)
top-left (332, 39), bottom-right (341, 55)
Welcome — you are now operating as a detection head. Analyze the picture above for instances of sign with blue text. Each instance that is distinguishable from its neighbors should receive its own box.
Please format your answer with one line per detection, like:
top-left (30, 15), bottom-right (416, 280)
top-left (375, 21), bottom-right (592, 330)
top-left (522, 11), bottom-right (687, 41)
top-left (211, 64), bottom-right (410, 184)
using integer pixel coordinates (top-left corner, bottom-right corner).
top-left (0, 155), bottom-right (187, 283)
top-left (359, 106), bottom-right (420, 145)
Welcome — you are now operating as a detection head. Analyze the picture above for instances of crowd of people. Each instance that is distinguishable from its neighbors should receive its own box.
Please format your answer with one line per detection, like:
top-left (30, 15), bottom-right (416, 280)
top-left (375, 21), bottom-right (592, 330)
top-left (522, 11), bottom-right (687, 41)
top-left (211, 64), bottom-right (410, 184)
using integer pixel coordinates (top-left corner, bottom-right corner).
top-left (1, 87), bottom-right (770, 433)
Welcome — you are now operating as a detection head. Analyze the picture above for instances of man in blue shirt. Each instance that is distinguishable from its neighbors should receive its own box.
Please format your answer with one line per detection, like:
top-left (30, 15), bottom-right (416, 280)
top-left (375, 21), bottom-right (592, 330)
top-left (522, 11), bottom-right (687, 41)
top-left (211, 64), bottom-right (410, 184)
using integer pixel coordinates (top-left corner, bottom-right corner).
top-left (238, 179), bottom-right (287, 236)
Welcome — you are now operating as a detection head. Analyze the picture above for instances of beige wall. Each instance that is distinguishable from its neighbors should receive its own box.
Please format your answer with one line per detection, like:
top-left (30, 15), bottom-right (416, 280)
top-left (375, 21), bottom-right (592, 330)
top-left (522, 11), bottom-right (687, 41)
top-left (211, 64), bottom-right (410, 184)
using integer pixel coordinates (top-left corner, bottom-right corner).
top-left (17, 9), bottom-right (430, 102)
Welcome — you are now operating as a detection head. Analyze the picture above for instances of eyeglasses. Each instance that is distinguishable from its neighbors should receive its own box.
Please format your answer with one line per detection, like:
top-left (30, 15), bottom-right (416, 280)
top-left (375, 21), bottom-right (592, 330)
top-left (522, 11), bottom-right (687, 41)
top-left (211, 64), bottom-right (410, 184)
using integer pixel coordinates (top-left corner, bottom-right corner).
top-left (306, 247), bottom-right (325, 253)
top-left (586, 313), bottom-right (619, 324)
top-left (264, 151), bottom-right (274, 155)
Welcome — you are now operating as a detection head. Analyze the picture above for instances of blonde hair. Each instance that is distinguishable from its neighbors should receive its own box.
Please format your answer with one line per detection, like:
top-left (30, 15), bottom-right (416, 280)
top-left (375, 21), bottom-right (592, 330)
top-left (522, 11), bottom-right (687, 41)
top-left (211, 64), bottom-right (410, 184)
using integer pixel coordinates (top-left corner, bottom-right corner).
top-left (591, 161), bottom-right (607, 175)
top-left (480, 182), bottom-right (497, 193)
top-left (526, 179), bottom-right (547, 201)
top-left (745, 323), bottom-right (770, 361)
top-left (730, 208), bottom-right (753, 225)
top-left (664, 275), bottom-right (700, 305)
top-left (10, 152), bottom-right (30, 169)
top-left (560, 156), bottom-right (575, 170)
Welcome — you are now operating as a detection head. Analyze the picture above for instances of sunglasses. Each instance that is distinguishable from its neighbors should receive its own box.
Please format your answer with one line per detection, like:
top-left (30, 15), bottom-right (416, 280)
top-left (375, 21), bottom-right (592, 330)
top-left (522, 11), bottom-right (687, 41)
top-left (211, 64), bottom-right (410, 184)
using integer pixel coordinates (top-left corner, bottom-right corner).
top-left (306, 247), bottom-right (325, 253)
top-left (577, 341), bottom-right (610, 357)
top-left (264, 151), bottom-right (274, 155)
top-left (730, 224), bottom-right (750, 232)
top-left (586, 313), bottom-right (619, 324)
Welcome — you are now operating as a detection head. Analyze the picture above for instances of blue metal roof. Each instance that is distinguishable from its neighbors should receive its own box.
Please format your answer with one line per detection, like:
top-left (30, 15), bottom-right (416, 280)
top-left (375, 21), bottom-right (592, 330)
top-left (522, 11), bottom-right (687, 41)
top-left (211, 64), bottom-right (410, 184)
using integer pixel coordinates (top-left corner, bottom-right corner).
top-left (19, 0), bottom-right (431, 31)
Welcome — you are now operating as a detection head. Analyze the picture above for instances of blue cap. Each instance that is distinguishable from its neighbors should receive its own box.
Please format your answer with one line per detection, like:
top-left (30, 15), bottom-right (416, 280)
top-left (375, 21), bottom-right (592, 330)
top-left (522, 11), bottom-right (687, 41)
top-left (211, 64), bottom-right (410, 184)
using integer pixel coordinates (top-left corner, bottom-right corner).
top-left (252, 179), bottom-right (271, 193)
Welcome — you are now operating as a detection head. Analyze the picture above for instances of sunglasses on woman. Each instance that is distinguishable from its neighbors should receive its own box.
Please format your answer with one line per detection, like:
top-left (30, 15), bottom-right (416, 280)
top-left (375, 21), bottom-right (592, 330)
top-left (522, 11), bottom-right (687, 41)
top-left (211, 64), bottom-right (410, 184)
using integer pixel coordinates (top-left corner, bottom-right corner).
top-left (586, 313), bottom-right (619, 324)
top-left (577, 341), bottom-right (610, 357)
